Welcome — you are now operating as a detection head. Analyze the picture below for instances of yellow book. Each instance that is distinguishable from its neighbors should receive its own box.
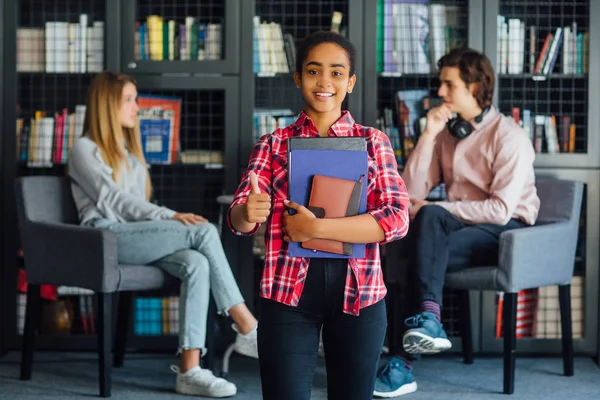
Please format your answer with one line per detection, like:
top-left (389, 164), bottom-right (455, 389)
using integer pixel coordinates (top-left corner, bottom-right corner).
top-left (147, 15), bottom-right (164, 61)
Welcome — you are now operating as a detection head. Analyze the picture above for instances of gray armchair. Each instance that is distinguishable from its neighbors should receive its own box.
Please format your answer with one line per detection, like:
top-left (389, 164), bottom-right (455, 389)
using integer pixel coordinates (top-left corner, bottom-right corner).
top-left (446, 179), bottom-right (584, 394)
top-left (14, 176), bottom-right (215, 397)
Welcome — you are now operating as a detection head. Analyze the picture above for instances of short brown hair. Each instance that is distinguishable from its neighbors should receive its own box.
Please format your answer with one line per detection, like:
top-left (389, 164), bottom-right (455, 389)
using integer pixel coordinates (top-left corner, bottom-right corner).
top-left (437, 47), bottom-right (495, 109)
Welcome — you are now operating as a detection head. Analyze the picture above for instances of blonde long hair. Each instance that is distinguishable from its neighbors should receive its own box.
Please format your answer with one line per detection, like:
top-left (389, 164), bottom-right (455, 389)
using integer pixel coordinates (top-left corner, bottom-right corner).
top-left (83, 71), bottom-right (152, 200)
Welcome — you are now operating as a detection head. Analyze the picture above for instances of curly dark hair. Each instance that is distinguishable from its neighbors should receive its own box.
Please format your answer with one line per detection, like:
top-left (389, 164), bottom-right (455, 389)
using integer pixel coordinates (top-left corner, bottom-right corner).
top-left (295, 31), bottom-right (356, 76)
top-left (437, 47), bottom-right (495, 109)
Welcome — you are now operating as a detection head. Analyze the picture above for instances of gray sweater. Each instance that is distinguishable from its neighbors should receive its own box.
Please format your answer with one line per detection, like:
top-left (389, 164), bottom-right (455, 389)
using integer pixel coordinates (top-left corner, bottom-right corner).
top-left (68, 136), bottom-right (176, 225)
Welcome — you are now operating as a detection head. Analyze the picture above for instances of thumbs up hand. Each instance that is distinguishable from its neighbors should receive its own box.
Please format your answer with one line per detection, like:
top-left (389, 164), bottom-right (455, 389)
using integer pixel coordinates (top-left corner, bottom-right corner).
top-left (244, 171), bottom-right (271, 224)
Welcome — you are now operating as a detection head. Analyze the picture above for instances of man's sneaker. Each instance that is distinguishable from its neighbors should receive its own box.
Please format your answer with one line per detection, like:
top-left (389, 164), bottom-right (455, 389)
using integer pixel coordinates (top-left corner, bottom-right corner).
top-left (402, 312), bottom-right (452, 354)
top-left (232, 324), bottom-right (258, 359)
top-left (172, 365), bottom-right (237, 398)
top-left (373, 357), bottom-right (418, 398)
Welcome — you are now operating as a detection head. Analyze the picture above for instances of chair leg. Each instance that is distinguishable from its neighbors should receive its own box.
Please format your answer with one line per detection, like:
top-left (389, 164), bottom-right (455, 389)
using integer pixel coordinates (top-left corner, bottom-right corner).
top-left (20, 284), bottom-right (40, 380)
top-left (113, 292), bottom-right (133, 368)
top-left (97, 293), bottom-right (113, 397)
top-left (558, 284), bottom-right (574, 377)
top-left (502, 292), bottom-right (517, 395)
top-left (202, 297), bottom-right (217, 371)
top-left (460, 290), bottom-right (474, 364)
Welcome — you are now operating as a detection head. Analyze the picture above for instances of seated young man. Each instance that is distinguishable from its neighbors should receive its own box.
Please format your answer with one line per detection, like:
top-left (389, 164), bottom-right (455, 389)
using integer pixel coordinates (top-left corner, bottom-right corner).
top-left (374, 47), bottom-right (540, 398)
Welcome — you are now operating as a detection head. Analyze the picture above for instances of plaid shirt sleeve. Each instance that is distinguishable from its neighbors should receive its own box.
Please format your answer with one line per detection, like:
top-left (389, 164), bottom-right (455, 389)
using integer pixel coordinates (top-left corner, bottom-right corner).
top-left (227, 134), bottom-right (273, 236)
top-left (367, 130), bottom-right (411, 243)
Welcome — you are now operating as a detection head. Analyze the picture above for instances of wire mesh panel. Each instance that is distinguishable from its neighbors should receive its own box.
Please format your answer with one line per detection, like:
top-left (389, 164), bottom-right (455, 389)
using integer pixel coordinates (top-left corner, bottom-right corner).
top-left (498, 0), bottom-right (590, 154)
top-left (253, 0), bottom-right (349, 142)
top-left (140, 89), bottom-right (227, 223)
top-left (134, 0), bottom-right (225, 61)
top-left (16, 1), bottom-right (106, 169)
top-left (376, 0), bottom-right (469, 169)
top-left (13, 1), bottom-right (107, 343)
top-left (376, 0), bottom-right (469, 338)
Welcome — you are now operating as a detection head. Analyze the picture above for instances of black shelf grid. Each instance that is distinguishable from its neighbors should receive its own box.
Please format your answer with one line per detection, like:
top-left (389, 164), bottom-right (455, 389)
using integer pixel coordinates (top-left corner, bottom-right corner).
top-left (377, 0), bottom-right (469, 339)
top-left (498, 0), bottom-right (590, 155)
top-left (253, 0), bottom-right (350, 130)
top-left (139, 88), bottom-right (227, 225)
top-left (12, 0), bottom-right (108, 348)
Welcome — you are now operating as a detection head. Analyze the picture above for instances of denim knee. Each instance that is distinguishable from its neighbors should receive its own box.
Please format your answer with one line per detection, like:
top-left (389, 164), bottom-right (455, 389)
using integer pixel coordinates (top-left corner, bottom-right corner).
top-left (176, 249), bottom-right (210, 281)
top-left (413, 204), bottom-right (447, 229)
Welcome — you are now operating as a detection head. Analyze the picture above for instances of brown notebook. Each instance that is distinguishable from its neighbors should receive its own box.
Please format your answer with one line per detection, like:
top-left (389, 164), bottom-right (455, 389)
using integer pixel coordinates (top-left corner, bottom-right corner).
top-left (302, 174), bottom-right (364, 255)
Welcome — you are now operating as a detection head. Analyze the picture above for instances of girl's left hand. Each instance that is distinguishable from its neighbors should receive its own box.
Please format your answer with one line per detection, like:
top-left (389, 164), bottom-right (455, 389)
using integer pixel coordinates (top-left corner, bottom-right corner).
top-left (172, 212), bottom-right (208, 225)
top-left (282, 200), bottom-right (317, 242)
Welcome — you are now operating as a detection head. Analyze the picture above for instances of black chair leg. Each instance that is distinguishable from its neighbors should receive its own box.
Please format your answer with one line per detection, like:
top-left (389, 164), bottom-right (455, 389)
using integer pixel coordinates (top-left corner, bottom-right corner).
top-left (113, 292), bottom-right (133, 368)
top-left (502, 292), bottom-right (517, 395)
top-left (20, 284), bottom-right (40, 380)
top-left (97, 293), bottom-right (113, 397)
top-left (202, 297), bottom-right (218, 370)
top-left (558, 284), bottom-right (574, 376)
top-left (460, 290), bottom-right (474, 364)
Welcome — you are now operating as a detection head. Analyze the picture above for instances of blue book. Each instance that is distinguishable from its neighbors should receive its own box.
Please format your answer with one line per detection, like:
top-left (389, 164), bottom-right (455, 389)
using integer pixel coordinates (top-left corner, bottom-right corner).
top-left (287, 148), bottom-right (368, 258)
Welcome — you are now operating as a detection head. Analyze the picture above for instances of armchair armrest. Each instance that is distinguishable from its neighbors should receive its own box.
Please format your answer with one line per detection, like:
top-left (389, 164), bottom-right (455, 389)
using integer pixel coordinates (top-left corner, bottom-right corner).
top-left (497, 221), bottom-right (578, 292)
top-left (21, 221), bottom-right (120, 293)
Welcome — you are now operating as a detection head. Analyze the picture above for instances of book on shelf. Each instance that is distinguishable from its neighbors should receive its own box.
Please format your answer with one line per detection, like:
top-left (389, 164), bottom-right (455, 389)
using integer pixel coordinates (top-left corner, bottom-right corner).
top-left (17, 15), bottom-right (104, 73)
top-left (497, 16), bottom-right (589, 75)
top-left (136, 15), bottom-right (221, 61)
top-left (507, 108), bottom-right (577, 154)
top-left (379, 1), bottom-right (462, 74)
top-left (253, 16), bottom-right (292, 74)
top-left (16, 105), bottom-right (86, 167)
top-left (137, 94), bottom-right (182, 164)
top-left (253, 108), bottom-right (297, 142)
top-left (134, 297), bottom-right (179, 336)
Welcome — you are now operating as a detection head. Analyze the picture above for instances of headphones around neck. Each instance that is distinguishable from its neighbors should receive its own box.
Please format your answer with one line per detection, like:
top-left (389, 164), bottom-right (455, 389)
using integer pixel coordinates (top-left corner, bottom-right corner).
top-left (447, 107), bottom-right (491, 139)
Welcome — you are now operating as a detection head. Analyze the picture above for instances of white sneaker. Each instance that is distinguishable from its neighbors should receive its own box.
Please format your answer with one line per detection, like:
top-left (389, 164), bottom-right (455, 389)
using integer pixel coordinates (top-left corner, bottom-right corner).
top-left (172, 365), bottom-right (237, 398)
top-left (232, 323), bottom-right (258, 359)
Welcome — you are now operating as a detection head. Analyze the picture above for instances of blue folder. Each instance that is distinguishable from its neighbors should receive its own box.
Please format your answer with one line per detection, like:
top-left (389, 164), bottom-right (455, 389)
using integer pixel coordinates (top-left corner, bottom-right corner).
top-left (287, 148), bottom-right (368, 258)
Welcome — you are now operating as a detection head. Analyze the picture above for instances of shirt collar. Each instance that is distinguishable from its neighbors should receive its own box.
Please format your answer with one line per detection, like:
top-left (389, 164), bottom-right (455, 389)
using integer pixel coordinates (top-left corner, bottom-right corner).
top-left (471, 105), bottom-right (497, 131)
top-left (293, 110), bottom-right (355, 137)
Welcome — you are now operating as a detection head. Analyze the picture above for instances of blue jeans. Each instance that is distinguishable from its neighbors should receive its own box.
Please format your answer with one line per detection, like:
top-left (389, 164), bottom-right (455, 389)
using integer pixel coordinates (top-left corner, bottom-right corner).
top-left (257, 258), bottom-right (388, 400)
top-left (88, 218), bottom-right (245, 351)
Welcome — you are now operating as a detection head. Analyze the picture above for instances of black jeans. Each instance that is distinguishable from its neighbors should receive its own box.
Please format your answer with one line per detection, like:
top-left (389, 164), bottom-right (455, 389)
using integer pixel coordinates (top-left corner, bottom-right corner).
top-left (384, 204), bottom-right (526, 356)
top-left (257, 258), bottom-right (388, 400)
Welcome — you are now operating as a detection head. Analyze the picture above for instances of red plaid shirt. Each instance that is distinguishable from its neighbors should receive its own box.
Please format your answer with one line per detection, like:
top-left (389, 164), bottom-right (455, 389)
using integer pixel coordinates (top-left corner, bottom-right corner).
top-left (228, 111), bottom-right (410, 315)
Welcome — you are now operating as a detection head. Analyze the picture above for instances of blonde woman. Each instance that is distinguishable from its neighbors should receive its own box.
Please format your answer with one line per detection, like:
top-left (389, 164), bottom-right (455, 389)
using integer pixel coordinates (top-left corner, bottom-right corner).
top-left (68, 71), bottom-right (257, 398)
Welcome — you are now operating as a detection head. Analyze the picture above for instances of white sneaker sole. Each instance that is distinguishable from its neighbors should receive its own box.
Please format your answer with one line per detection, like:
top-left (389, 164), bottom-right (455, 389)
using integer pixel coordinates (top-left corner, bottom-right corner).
top-left (373, 381), bottom-right (418, 398)
top-left (403, 332), bottom-right (452, 354)
top-left (175, 382), bottom-right (237, 398)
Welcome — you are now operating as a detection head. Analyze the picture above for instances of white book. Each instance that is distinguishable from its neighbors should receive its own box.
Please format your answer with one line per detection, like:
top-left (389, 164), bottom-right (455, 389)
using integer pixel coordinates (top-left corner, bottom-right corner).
top-left (45, 22), bottom-right (56, 72)
top-left (88, 21), bottom-right (104, 72)
top-left (68, 24), bottom-right (76, 72)
top-left (562, 27), bottom-right (571, 74)
top-left (75, 105), bottom-right (87, 138)
top-left (429, 5), bottom-right (447, 71)
top-left (409, 4), bottom-right (431, 74)
top-left (79, 14), bottom-right (88, 73)
top-left (507, 19), bottom-right (520, 74)
top-left (185, 16), bottom-right (195, 60)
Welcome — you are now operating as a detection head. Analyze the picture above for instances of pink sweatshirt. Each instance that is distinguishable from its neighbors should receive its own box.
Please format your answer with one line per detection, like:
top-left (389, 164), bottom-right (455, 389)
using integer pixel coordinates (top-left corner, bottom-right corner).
top-left (403, 107), bottom-right (540, 225)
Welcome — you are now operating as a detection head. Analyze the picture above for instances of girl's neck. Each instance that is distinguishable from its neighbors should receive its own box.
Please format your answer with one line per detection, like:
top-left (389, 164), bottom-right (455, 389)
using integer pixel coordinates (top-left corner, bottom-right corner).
top-left (305, 109), bottom-right (342, 137)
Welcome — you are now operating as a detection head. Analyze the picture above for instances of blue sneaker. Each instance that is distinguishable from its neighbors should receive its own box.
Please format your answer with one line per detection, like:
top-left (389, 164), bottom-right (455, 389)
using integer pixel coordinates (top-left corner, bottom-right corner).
top-left (373, 357), bottom-right (418, 398)
top-left (402, 312), bottom-right (452, 354)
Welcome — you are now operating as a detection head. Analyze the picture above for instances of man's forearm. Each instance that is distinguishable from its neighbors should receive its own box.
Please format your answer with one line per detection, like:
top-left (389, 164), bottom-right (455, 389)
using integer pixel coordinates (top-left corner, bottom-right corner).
top-left (313, 214), bottom-right (385, 243)
top-left (230, 204), bottom-right (257, 233)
